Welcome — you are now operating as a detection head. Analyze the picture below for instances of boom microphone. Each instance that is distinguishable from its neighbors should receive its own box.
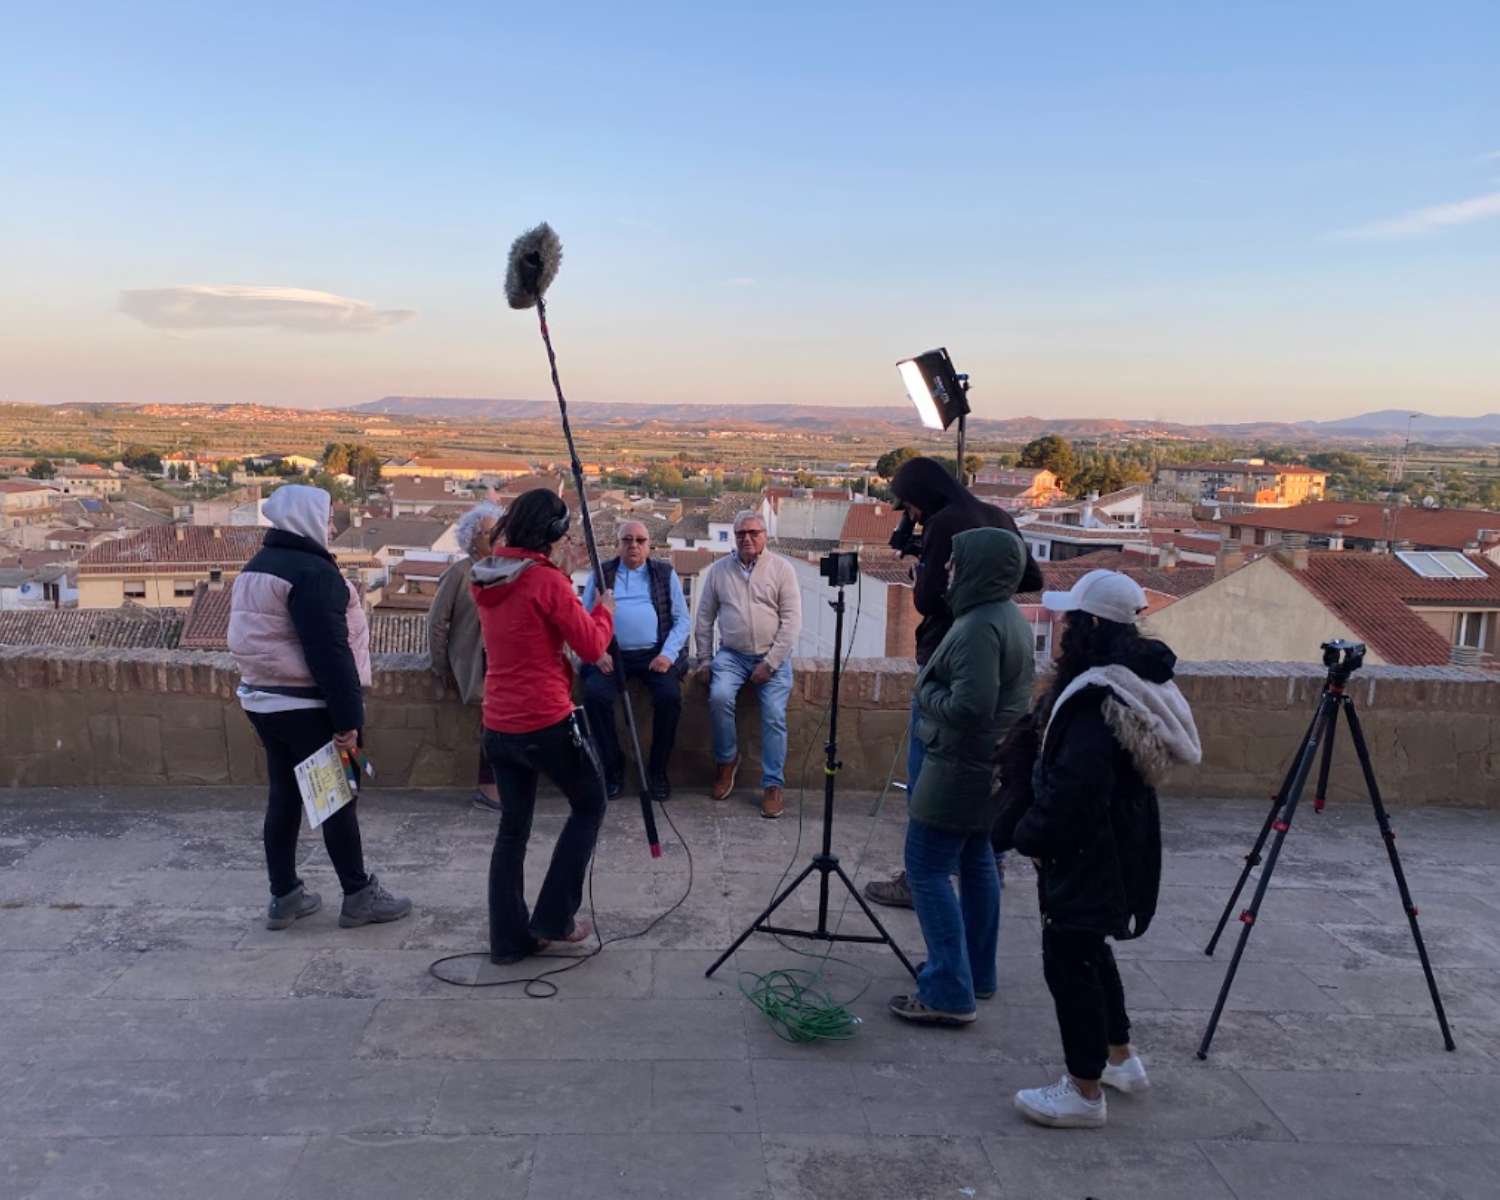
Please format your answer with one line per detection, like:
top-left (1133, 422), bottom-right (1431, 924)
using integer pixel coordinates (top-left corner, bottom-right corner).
top-left (504, 222), bottom-right (563, 310)
top-left (503, 221), bottom-right (663, 859)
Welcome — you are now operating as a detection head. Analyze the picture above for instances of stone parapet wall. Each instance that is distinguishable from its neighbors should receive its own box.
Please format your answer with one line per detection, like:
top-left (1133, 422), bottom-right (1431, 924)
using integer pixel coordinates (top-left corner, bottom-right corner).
top-left (1, 648), bottom-right (1495, 806)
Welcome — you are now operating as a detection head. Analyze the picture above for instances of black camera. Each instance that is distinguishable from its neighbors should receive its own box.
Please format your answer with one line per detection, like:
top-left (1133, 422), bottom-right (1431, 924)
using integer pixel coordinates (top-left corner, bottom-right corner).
top-left (820, 550), bottom-right (859, 587)
top-left (889, 513), bottom-right (923, 558)
top-left (1321, 639), bottom-right (1366, 680)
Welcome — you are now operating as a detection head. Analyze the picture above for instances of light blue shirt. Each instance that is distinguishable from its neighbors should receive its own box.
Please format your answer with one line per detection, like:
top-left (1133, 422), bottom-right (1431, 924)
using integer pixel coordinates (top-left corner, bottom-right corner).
top-left (583, 561), bottom-right (690, 659)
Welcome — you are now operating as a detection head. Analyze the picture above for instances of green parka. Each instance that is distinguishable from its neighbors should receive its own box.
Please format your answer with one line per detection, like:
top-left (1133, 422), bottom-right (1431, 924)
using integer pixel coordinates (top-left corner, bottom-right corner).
top-left (909, 526), bottom-right (1036, 834)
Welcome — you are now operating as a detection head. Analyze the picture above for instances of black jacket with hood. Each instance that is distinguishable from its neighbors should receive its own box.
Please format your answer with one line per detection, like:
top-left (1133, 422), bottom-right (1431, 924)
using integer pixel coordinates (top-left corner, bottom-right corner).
top-left (890, 457), bottom-right (1045, 664)
top-left (992, 637), bottom-right (1201, 939)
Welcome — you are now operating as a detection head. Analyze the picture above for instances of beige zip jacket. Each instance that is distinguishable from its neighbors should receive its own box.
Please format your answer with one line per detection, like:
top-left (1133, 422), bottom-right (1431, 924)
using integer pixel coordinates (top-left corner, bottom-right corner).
top-left (693, 550), bottom-right (802, 671)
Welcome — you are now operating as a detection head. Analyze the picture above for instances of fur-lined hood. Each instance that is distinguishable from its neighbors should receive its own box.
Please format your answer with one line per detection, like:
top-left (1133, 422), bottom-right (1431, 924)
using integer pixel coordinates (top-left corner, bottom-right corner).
top-left (1045, 658), bottom-right (1202, 786)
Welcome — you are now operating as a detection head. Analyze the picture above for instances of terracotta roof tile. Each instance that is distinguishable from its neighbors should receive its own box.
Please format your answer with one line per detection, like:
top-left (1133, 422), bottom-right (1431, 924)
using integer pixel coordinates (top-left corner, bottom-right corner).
top-left (839, 502), bottom-right (904, 544)
top-left (179, 584), bottom-right (234, 649)
top-left (78, 525), bottom-right (265, 571)
top-left (0, 608), bottom-right (183, 649)
top-left (1224, 501), bottom-right (1500, 550)
top-left (1284, 551), bottom-right (1500, 666)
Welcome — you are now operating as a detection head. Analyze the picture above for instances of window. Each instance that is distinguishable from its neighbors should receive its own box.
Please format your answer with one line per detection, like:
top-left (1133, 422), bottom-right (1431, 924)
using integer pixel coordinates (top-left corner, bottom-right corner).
top-left (174, 580), bottom-right (196, 598)
top-left (718, 530), bottom-right (729, 542)
top-left (1034, 632), bottom-right (1048, 652)
top-left (1456, 611), bottom-right (1488, 649)
top-left (123, 580), bottom-right (147, 599)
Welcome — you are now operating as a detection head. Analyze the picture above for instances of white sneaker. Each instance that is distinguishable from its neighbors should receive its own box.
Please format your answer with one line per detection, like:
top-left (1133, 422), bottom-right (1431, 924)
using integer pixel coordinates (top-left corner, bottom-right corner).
top-left (1102, 1054), bottom-right (1150, 1094)
top-left (1014, 1074), bottom-right (1107, 1129)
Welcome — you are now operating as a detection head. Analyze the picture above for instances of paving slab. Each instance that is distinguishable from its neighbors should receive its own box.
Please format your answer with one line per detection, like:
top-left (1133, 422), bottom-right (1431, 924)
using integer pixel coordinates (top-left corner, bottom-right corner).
top-left (280, 1135), bottom-right (533, 1200)
top-left (3, 787), bottom-right (1499, 1198)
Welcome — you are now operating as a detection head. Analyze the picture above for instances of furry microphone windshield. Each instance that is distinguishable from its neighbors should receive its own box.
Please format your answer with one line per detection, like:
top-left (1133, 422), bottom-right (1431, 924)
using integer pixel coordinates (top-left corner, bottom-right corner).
top-left (504, 222), bottom-right (563, 309)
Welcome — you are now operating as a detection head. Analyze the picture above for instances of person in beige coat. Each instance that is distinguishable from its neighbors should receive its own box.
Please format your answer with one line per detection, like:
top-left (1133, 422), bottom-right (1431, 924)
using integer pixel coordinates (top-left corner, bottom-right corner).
top-left (429, 501), bottom-right (504, 811)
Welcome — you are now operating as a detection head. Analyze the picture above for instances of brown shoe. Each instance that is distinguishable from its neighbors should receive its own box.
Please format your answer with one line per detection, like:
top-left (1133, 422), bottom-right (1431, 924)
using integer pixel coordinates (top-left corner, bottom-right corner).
top-left (761, 786), bottom-right (784, 819)
top-left (711, 755), bottom-right (740, 801)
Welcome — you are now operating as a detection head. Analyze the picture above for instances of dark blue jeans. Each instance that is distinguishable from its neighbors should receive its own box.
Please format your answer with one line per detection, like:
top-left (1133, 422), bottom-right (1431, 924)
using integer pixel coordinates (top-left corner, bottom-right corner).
top-left (908, 693), bottom-right (1004, 888)
top-left (905, 817), bottom-right (1001, 1013)
top-left (482, 718), bottom-right (606, 960)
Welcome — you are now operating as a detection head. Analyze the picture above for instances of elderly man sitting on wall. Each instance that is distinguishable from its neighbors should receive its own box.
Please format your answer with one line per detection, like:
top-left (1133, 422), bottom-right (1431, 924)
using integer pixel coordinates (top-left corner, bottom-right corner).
top-left (693, 510), bottom-right (802, 819)
top-left (580, 520), bottom-right (690, 802)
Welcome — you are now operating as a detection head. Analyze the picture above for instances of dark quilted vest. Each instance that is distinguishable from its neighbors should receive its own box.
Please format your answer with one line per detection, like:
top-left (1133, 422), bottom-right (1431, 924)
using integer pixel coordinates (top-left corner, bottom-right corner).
top-left (601, 557), bottom-right (685, 667)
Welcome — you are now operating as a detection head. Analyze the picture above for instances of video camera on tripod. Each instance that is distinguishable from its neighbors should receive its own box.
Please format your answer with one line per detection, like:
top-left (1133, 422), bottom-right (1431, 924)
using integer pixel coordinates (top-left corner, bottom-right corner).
top-left (1321, 638), bottom-right (1365, 682)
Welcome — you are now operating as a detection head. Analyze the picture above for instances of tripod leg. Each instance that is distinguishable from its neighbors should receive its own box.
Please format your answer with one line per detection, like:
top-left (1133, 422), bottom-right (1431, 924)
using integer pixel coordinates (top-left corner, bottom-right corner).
top-left (1206, 704), bottom-right (1321, 955)
top-left (1340, 699), bottom-right (1457, 1051)
top-left (829, 862), bottom-right (920, 978)
top-left (1198, 695), bottom-right (1332, 1059)
top-left (704, 862), bottom-right (819, 978)
top-left (1313, 696), bottom-right (1340, 813)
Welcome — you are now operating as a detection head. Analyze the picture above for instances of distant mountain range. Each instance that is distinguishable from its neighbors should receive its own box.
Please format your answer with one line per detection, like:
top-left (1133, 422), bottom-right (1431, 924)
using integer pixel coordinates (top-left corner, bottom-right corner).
top-left (353, 397), bottom-right (1500, 446)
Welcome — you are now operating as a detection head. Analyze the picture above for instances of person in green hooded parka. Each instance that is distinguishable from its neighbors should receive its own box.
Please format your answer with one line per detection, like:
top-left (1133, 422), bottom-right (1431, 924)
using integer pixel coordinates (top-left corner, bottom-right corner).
top-left (889, 526), bottom-right (1035, 1025)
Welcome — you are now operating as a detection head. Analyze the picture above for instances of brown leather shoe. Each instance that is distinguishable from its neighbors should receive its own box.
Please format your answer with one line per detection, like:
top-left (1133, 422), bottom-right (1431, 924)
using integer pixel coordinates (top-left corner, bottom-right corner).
top-left (711, 755), bottom-right (740, 801)
top-left (761, 786), bottom-right (784, 819)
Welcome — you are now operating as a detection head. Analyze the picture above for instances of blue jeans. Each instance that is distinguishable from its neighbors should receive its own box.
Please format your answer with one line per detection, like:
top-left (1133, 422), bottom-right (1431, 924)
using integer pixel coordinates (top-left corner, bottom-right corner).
top-left (905, 817), bottom-right (1001, 1013)
top-left (708, 648), bottom-right (793, 788)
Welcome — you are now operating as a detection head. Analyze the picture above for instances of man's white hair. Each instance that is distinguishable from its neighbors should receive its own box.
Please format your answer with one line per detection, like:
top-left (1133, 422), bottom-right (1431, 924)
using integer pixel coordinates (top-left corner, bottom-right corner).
top-left (618, 518), bottom-right (649, 540)
top-left (456, 501), bottom-right (505, 553)
top-left (733, 509), bottom-right (765, 531)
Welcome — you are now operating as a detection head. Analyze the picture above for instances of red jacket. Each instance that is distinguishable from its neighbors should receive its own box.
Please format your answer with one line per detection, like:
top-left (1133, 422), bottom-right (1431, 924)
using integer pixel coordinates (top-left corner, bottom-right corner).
top-left (472, 548), bottom-right (614, 733)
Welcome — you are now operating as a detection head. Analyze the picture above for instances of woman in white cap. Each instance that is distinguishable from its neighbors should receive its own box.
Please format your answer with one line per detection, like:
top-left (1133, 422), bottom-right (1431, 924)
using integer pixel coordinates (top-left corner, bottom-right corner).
top-left (993, 569), bottom-right (1201, 1129)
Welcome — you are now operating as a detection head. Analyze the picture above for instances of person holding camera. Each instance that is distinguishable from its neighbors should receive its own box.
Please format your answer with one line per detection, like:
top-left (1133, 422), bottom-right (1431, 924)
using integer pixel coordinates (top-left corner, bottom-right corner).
top-left (993, 569), bottom-right (1200, 1128)
top-left (865, 455), bottom-right (1044, 909)
top-left (229, 484), bottom-right (412, 931)
top-left (693, 510), bottom-right (802, 819)
top-left (887, 526), bottom-right (1035, 1026)
top-left (472, 488), bottom-right (616, 964)
top-left (580, 520), bottom-right (690, 802)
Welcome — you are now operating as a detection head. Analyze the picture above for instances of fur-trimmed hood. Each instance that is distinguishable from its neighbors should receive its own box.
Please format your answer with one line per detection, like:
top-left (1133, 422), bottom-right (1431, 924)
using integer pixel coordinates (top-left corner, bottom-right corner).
top-left (1046, 662), bottom-right (1202, 786)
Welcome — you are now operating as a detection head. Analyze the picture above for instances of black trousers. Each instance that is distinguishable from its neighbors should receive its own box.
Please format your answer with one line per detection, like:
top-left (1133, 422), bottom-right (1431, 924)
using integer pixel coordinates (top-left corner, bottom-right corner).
top-left (581, 650), bottom-right (682, 781)
top-left (1042, 926), bottom-right (1132, 1081)
top-left (247, 708), bottom-right (369, 898)
top-left (483, 717), bottom-right (607, 960)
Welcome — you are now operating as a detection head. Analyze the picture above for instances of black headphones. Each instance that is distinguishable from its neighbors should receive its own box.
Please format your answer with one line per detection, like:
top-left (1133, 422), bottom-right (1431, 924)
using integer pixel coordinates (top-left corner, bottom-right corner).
top-left (544, 497), bottom-right (571, 544)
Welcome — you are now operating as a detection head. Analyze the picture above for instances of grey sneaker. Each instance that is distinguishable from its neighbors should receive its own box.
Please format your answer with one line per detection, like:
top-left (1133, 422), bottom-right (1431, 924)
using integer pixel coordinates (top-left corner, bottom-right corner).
top-left (864, 869), bottom-right (913, 909)
top-left (338, 874), bottom-right (412, 928)
top-left (266, 884), bottom-right (322, 930)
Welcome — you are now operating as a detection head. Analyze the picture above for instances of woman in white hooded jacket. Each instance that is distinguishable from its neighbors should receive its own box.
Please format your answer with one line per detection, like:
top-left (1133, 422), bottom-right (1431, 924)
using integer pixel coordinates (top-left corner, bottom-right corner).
top-left (228, 485), bottom-right (410, 931)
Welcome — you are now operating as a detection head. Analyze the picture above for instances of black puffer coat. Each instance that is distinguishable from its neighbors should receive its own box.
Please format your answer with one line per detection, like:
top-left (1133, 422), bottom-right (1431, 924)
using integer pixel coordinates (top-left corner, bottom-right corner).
top-left (993, 638), bottom-right (1199, 939)
top-left (890, 457), bottom-right (1044, 664)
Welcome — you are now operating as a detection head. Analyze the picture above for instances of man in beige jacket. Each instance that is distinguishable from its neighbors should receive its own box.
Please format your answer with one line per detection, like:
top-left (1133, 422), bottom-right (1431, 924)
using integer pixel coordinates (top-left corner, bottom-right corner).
top-left (693, 510), bottom-right (802, 818)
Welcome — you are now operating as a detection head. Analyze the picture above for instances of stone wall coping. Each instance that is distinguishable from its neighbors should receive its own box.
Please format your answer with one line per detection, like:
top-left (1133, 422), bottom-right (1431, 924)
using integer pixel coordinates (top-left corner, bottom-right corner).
top-left (0, 644), bottom-right (1491, 685)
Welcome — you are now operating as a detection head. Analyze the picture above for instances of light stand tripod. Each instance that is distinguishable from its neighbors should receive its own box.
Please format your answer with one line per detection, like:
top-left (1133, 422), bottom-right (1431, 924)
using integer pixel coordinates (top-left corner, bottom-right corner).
top-left (706, 553), bottom-right (918, 980)
top-left (1197, 640), bottom-right (1455, 1058)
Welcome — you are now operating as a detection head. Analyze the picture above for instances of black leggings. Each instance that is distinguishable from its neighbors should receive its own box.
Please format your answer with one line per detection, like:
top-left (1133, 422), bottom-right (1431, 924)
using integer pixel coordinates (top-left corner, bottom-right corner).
top-left (483, 716), bottom-right (607, 960)
top-left (1042, 927), bottom-right (1131, 1081)
top-left (247, 708), bottom-right (369, 898)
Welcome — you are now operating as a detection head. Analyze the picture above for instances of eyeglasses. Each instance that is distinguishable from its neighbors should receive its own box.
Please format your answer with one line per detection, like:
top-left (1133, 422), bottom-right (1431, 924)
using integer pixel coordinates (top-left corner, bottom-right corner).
top-left (735, 529), bottom-right (766, 539)
top-left (619, 536), bottom-right (649, 544)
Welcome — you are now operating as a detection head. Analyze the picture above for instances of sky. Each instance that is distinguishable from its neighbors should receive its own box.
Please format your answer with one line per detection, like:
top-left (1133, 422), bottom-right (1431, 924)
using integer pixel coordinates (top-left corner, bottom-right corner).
top-left (2, 1), bottom-right (1497, 422)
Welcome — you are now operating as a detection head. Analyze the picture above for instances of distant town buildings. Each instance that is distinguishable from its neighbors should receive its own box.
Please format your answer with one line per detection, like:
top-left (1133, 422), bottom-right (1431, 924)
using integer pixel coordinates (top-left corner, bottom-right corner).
top-left (382, 453), bottom-right (534, 481)
top-left (1156, 459), bottom-right (1327, 507)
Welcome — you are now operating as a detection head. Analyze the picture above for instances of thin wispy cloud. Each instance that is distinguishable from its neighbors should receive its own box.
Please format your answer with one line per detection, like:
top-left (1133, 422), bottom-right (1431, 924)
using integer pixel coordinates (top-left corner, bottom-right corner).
top-left (725, 276), bottom-right (757, 287)
top-left (118, 285), bottom-right (415, 333)
top-left (1337, 191), bottom-right (1500, 239)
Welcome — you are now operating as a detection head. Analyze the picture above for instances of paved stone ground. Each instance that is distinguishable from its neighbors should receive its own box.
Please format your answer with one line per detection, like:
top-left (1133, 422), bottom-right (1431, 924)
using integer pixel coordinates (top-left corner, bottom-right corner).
top-left (2, 783), bottom-right (1499, 1199)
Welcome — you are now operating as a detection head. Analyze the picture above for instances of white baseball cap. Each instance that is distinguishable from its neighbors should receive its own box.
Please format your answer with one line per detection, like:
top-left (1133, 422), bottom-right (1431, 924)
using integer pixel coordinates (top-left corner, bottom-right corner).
top-left (1041, 569), bottom-right (1148, 624)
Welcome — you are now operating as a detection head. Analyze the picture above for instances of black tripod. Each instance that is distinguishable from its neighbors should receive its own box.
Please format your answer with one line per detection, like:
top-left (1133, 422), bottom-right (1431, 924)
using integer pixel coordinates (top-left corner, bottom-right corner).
top-left (1197, 640), bottom-right (1455, 1058)
top-left (706, 568), bottom-right (917, 980)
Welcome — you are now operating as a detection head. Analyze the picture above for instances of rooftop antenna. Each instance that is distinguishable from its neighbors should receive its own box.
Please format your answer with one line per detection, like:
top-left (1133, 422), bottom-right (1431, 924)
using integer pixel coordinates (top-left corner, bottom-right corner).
top-left (1384, 414), bottom-right (1417, 546)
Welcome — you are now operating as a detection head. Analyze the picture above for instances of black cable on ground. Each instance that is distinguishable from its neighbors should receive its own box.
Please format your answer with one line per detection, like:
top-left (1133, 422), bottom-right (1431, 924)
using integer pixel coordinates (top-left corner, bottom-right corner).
top-left (428, 798), bottom-right (694, 997)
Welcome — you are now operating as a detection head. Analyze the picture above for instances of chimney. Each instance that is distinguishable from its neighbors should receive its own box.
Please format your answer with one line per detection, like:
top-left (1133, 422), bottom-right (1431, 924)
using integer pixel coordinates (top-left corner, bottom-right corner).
top-left (1371, 539), bottom-right (1390, 554)
top-left (1464, 540), bottom-right (1483, 557)
top-left (1327, 533), bottom-right (1344, 551)
top-left (1450, 644), bottom-right (1483, 668)
top-left (1159, 542), bottom-right (1179, 571)
top-left (1479, 529), bottom-right (1500, 547)
top-left (1393, 539), bottom-right (1415, 552)
top-left (1081, 492), bottom-right (1098, 527)
top-left (353, 510), bottom-right (363, 528)
top-left (211, 526), bottom-right (222, 539)
top-left (175, 526), bottom-right (185, 542)
top-left (1276, 532), bottom-right (1309, 572)
top-left (1214, 537), bottom-right (1245, 580)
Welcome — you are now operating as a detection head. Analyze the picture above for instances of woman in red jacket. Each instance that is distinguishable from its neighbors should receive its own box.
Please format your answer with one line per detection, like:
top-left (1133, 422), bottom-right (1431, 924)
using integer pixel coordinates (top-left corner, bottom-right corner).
top-left (473, 488), bottom-right (616, 963)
